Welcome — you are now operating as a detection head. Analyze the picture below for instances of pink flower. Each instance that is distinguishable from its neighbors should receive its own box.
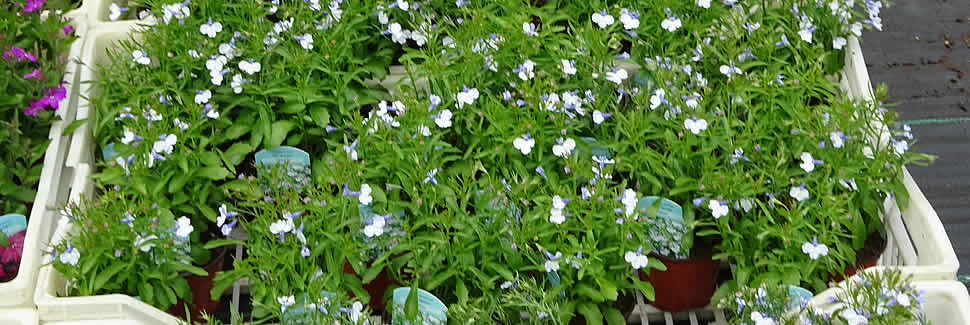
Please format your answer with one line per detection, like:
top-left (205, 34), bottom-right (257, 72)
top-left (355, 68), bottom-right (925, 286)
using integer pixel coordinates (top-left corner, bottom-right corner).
top-left (62, 24), bottom-right (74, 35)
top-left (2, 46), bottom-right (36, 62)
top-left (24, 81), bottom-right (67, 116)
top-left (24, 69), bottom-right (40, 79)
top-left (0, 231), bottom-right (25, 264)
top-left (24, 0), bottom-right (44, 12)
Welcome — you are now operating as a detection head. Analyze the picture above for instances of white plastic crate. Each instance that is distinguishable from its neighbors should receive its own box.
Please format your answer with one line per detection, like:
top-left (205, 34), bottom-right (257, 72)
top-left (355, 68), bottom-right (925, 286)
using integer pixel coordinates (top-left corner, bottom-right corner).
top-left (78, 0), bottom-right (150, 28)
top-left (624, 37), bottom-right (959, 325)
top-left (0, 12), bottom-right (87, 308)
top-left (810, 273), bottom-right (970, 325)
top-left (0, 308), bottom-right (39, 325)
top-left (33, 21), bottom-right (183, 325)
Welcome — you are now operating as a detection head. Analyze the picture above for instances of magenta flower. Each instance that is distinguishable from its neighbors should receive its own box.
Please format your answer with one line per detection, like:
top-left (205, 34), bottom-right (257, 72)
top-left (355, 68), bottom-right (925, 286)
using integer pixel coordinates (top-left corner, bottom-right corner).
top-left (1, 231), bottom-right (25, 264)
top-left (24, 0), bottom-right (44, 12)
top-left (3, 46), bottom-right (37, 62)
top-left (24, 82), bottom-right (67, 116)
top-left (24, 69), bottom-right (40, 79)
top-left (63, 24), bottom-right (74, 35)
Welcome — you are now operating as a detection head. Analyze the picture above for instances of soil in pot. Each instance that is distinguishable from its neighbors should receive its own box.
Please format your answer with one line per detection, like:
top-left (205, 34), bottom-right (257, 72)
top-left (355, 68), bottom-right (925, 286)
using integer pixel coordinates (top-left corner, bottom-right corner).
top-left (170, 246), bottom-right (229, 322)
top-left (829, 232), bottom-right (887, 283)
top-left (640, 238), bottom-right (720, 312)
top-left (343, 261), bottom-right (395, 312)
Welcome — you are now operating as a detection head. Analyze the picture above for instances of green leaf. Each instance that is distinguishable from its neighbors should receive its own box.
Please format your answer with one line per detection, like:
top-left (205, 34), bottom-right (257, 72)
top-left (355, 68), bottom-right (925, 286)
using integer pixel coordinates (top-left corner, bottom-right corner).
top-left (92, 262), bottom-right (129, 291)
top-left (634, 280), bottom-right (655, 301)
top-left (200, 151), bottom-right (222, 167)
top-left (212, 270), bottom-right (244, 300)
top-left (405, 283), bottom-right (419, 320)
top-left (360, 263), bottom-right (383, 284)
top-left (279, 102), bottom-right (307, 114)
top-left (139, 281), bottom-right (155, 307)
top-left (197, 166), bottom-right (231, 180)
top-left (597, 278), bottom-right (619, 301)
top-left (575, 283), bottom-right (605, 302)
top-left (223, 142), bottom-right (253, 167)
top-left (203, 239), bottom-right (245, 250)
top-left (604, 307), bottom-right (626, 325)
top-left (309, 104), bottom-right (331, 127)
top-left (266, 120), bottom-right (296, 149)
top-left (576, 303), bottom-right (603, 325)
top-left (63, 118), bottom-right (88, 136)
top-left (169, 262), bottom-right (208, 277)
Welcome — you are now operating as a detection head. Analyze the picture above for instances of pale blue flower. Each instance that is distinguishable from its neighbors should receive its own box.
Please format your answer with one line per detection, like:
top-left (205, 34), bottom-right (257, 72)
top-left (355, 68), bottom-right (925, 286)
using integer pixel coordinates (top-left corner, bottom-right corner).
top-left (423, 168), bottom-right (439, 185)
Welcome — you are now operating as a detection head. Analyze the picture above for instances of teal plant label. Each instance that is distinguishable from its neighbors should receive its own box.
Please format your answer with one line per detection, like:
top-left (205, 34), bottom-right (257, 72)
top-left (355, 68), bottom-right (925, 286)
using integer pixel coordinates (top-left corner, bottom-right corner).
top-left (639, 197), bottom-right (688, 259)
top-left (547, 271), bottom-right (566, 296)
top-left (579, 137), bottom-right (611, 159)
top-left (473, 190), bottom-right (521, 223)
top-left (635, 70), bottom-right (657, 91)
top-left (255, 146), bottom-right (311, 191)
top-left (392, 288), bottom-right (447, 325)
top-left (102, 143), bottom-right (119, 161)
top-left (0, 214), bottom-right (27, 236)
top-left (357, 205), bottom-right (405, 261)
top-left (283, 290), bottom-right (336, 321)
top-left (787, 286), bottom-right (813, 309)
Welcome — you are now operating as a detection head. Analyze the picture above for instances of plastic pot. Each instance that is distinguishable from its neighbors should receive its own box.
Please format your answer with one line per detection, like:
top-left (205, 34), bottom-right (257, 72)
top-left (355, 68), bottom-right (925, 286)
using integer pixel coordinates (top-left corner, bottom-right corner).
top-left (170, 247), bottom-right (228, 322)
top-left (640, 253), bottom-right (721, 312)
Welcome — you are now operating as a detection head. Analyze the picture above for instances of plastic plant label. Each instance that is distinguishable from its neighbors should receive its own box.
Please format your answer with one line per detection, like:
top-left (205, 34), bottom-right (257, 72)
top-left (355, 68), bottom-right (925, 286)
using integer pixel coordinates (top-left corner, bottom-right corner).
top-left (255, 146), bottom-right (311, 191)
top-left (0, 214), bottom-right (27, 237)
top-left (473, 190), bottom-right (521, 224)
top-left (283, 290), bottom-right (336, 321)
top-left (787, 286), bottom-right (813, 309)
top-left (357, 205), bottom-right (405, 261)
top-left (635, 70), bottom-right (657, 91)
top-left (579, 137), bottom-right (611, 159)
top-left (102, 143), bottom-right (119, 161)
top-left (547, 271), bottom-right (566, 296)
top-left (639, 197), bottom-right (689, 259)
top-left (392, 288), bottom-right (447, 325)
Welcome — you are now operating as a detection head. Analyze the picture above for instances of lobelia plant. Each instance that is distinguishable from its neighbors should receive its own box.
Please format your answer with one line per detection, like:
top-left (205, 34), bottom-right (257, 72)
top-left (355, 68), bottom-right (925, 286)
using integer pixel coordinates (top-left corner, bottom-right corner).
top-left (0, 0), bottom-right (77, 215)
top-left (47, 187), bottom-right (209, 311)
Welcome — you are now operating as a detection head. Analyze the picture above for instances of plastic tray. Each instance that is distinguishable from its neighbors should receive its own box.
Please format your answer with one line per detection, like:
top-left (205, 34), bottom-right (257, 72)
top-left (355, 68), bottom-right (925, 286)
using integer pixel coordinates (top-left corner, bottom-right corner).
top-left (33, 20), bottom-right (183, 325)
top-left (0, 11), bottom-right (87, 308)
top-left (810, 273), bottom-right (970, 325)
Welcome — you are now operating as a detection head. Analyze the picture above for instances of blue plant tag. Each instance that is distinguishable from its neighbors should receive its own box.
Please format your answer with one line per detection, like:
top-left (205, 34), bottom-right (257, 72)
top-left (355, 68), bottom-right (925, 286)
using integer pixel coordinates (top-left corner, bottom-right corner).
top-left (638, 197), bottom-right (688, 259)
top-left (635, 70), bottom-right (657, 90)
top-left (357, 205), bottom-right (405, 261)
top-left (547, 271), bottom-right (566, 296)
top-left (787, 286), bottom-right (813, 309)
top-left (579, 137), bottom-right (611, 159)
top-left (392, 288), bottom-right (448, 325)
top-left (0, 214), bottom-right (27, 236)
top-left (102, 143), bottom-right (119, 161)
top-left (255, 146), bottom-right (311, 191)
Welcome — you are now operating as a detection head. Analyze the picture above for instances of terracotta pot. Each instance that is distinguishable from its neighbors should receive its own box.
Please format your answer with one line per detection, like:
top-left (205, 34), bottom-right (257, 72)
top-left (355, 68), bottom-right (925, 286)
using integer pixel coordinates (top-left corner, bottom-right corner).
top-left (170, 247), bottom-right (228, 322)
top-left (829, 233), bottom-right (887, 283)
top-left (343, 262), bottom-right (395, 311)
top-left (640, 253), bottom-right (721, 312)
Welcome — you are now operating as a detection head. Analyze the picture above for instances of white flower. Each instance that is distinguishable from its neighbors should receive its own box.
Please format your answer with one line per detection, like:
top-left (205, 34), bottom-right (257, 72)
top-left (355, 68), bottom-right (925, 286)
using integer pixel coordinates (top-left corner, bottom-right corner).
top-left (278, 296), bottom-right (296, 312)
top-left (456, 87), bottom-right (479, 108)
top-left (851, 22), bottom-right (863, 37)
top-left (231, 74), bottom-right (244, 94)
top-left (144, 108), bottom-right (162, 121)
top-left (363, 215), bottom-right (386, 238)
top-left (121, 128), bottom-right (139, 145)
top-left (395, 0), bottom-right (409, 11)
top-left (862, 146), bottom-right (875, 159)
top-left (552, 138), bottom-right (576, 157)
top-left (739, 198), bottom-right (754, 212)
top-left (544, 259), bottom-right (560, 273)
top-left (591, 10), bottom-right (614, 29)
top-left (174, 118), bottom-right (188, 131)
top-left (134, 235), bottom-right (157, 252)
top-left (417, 125), bottom-right (431, 136)
top-left (206, 106), bottom-right (220, 119)
top-left (433, 109), bottom-right (452, 128)
top-left (169, 216), bottom-right (194, 238)
top-left (624, 250), bottom-right (649, 269)
top-left (523, 22), bottom-right (538, 36)
top-left (839, 178), bottom-right (858, 191)
top-left (161, 2), bottom-right (190, 24)
top-left (661, 14), bottom-right (682, 32)
top-left (649, 89), bottom-right (666, 109)
top-left (800, 152), bottom-right (817, 173)
top-left (619, 9), bottom-right (639, 30)
top-left (516, 59), bottom-right (536, 81)
top-left (109, 3), bottom-right (124, 21)
top-left (841, 309), bottom-right (868, 325)
top-left (239, 60), bottom-right (261, 75)
top-left (132, 50), bottom-right (150, 65)
top-left (719, 62), bottom-right (743, 77)
top-left (561, 59), bottom-right (577, 75)
top-left (206, 55), bottom-right (227, 71)
top-left (801, 237), bottom-right (829, 260)
top-left (549, 207), bottom-right (565, 224)
top-left (751, 312), bottom-right (776, 325)
top-left (592, 110), bottom-right (607, 124)
top-left (195, 90), bottom-right (211, 105)
top-left (513, 135), bottom-right (535, 155)
top-left (830, 131), bottom-right (846, 148)
top-left (200, 18), bottom-right (223, 38)
top-left (270, 218), bottom-right (295, 236)
top-left (684, 117), bottom-right (708, 134)
top-left (892, 139), bottom-right (909, 155)
top-left (411, 29), bottom-right (428, 46)
top-left (790, 185), bottom-right (810, 202)
top-left (359, 184), bottom-right (373, 205)
top-left (218, 42), bottom-right (240, 59)
top-left (59, 246), bottom-right (80, 266)
top-left (833, 36), bottom-right (847, 50)
top-left (897, 292), bottom-right (912, 307)
top-left (697, 0), bottom-right (711, 8)
top-left (709, 200), bottom-right (728, 219)
top-left (605, 68), bottom-right (628, 84)
top-left (153, 134), bottom-right (177, 154)
top-left (387, 23), bottom-right (411, 44)
top-left (296, 33), bottom-right (314, 50)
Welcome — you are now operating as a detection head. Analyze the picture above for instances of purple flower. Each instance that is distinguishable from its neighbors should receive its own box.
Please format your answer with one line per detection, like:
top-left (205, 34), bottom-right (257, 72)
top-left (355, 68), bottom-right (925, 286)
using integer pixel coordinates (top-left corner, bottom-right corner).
top-left (3, 46), bottom-right (36, 62)
top-left (301, 246), bottom-right (310, 257)
top-left (24, 0), bottom-right (43, 12)
top-left (23, 69), bottom-right (40, 79)
top-left (535, 166), bottom-right (546, 179)
top-left (63, 24), bottom-right (74, 35)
